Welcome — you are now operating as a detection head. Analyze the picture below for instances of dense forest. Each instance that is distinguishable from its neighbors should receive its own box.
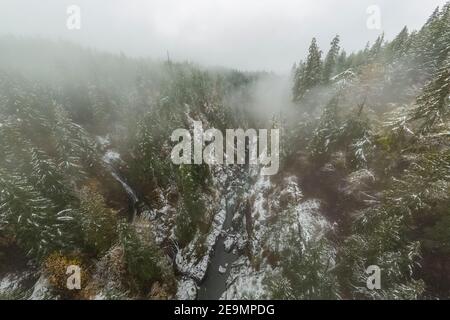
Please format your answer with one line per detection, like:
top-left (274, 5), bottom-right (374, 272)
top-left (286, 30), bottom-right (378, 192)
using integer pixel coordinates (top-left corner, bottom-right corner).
top-left (0, 3), bottom-right (449, 299)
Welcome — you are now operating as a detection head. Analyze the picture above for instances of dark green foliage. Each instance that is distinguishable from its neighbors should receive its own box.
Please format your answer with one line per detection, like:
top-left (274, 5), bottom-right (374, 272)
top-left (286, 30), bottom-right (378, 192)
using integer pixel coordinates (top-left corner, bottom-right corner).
top-left (267, 239), bottom-right (338, 299)
top-left (368, 34), bottom-right (385, 62)
top-left (174, 204), bottom-right (197, 248)
top-left (410, 57), bottom-right (450, 133)
top-left (0, 170), bottom-right (79, 260)
top-left (174, 164), bottom-right (211, 247)
top-left (29, 147), bottom-right (76, 209)
top-left (307, 95), bottom-right (373, 170)
top-left (78, 187), bottom-right (118, 256)
top-left (322, 35), bottom-right (341, 84)
top-left (292, 38), bottom-right (323, 102)
top-left (308, 95), bottom-right (340, 164)
top-left (287, 3), bottom-right (450, 299)
top-left (118, 222), bottom-right (163, 291)
top-left (339, 148), bottom-right (450, 298)
top-left (385, 27), bottom-right (410, 63)
top-left (409, 4), bottom-right (450, 80)
top-left (132, 102), bottom-right (180, 188)
top-left (335, 50), bottom-right (348, 74)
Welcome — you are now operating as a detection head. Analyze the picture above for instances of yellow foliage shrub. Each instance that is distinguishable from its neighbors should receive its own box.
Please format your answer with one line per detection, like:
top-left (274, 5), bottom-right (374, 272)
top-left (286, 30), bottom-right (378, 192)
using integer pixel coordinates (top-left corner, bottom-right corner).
top-left (43, 252), bottom-right (88, 297)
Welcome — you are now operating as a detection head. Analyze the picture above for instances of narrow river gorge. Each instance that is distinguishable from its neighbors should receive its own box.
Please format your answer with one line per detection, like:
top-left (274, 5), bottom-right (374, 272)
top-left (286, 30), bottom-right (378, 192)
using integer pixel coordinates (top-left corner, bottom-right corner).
top-left (197, 195), bottom-right (238, 299)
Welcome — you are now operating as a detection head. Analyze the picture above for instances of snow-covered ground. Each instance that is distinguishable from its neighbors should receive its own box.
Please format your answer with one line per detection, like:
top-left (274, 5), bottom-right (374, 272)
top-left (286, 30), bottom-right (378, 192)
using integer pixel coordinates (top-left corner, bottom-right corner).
top-left (176, 277), bottom-right (198, 300)
top-left (0, 271), bottom-right (52, 300)
top-left (221, 256), bottom-right (269, 300)
top-left (29, 275), bottom-right (52, 300)
top-left (0, 273), bottom-right (24, 296)
top-left (175, 203), bottom-right (227, 282)
top-left (220, 173), bottom-right (333, 299)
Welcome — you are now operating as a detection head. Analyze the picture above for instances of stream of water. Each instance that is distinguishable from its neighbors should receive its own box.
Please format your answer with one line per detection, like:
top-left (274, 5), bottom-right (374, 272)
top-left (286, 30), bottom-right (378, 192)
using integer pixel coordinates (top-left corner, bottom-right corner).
top-left (197, 196), bottom-right (238, 300)
top-left (104, 148), bottom-right (242, 299)
top-left (102, 150), bottom-right (139, 218)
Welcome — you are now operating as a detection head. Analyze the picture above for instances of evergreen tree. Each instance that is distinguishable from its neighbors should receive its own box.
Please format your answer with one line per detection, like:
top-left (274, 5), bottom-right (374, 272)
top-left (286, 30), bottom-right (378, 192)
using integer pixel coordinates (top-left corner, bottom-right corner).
top-left (409, 6), bottom-right (447, 79)
top-left (78, 187), bottom-right (117, 256)
top-left (290, 62), bottom-right (297, 81)
top-left (410, 56), bottom-right (450, 133)
top-left (175, 163), bottom-right (210, 245)
top-left (0, 170), bottom-right (78, 260)
top-left (52, 104), bottom-right (85, 178)
top-left (322, 35), bottom-right (340, 84)
top-left (386, 26), bottom-right (410, 63)
top-left (29, 147), bottom-right (75, 209)
top-left (118, 222), bottom-right (164, 292)
top-left (436, 3), bottom-right (450, 64)
top-left (335, 50), bottom-right (348, 74)
top-left (52, 104), bottom-right (99, 179)
top-left (267, 238), bottom-right (338, 299)
top-left (293, 38), bottom-right (323, 102)
top-left (292, 61), bottom-right (305, 101)
top-left (0, 119), bottom-right (28, 172)
top-left (369, 33), bottom-right (385, 62)
top-left (308, 95), bottom-right (340, 164)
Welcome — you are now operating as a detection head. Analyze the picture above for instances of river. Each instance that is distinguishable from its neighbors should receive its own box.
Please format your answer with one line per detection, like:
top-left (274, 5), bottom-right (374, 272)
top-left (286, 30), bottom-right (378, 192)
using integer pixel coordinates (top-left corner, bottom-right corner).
top-left (104, 147), bottom-right (242, 299)
top-left (197, 195), bottom-right (239, 300)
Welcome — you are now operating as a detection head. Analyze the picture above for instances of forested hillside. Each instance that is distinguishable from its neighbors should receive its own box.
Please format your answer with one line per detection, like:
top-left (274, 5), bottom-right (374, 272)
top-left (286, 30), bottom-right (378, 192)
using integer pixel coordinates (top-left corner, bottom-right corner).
top-left (0, 3), bottom-right (449, 300)
top-left (286, 3), bottom-right (450, 299)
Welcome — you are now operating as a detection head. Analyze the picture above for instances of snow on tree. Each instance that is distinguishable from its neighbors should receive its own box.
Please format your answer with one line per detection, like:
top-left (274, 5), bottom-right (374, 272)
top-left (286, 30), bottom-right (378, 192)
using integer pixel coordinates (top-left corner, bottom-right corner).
top-left (410, 56), bottom-right (450, 133)
top-left (292, 38), bottom-right (323, 102)
top-left (322, 35), bottom-right (341, 84)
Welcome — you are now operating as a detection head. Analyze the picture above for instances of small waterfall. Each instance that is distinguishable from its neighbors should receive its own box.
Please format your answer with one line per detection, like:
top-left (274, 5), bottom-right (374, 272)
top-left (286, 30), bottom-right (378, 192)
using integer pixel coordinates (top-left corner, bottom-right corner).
top-left (110, 171), bottom-right (139, 204)
top-left (102, 149), bottom-right (139, 216)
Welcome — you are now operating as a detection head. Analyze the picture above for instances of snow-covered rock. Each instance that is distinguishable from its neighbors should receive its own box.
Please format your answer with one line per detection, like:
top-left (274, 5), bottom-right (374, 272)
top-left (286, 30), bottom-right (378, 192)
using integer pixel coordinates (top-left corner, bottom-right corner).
top-left (176, 278), bottom-right (198, 300)
top-left (221, 257), bottom-right (269, 300)
top-left (0, 273), bottom-right (24, 296)
top-left (102, 150), bottom-right (122, 165)
top-left (29, 275), bottom-right (52, 300)
top-left (175, 201), bottom-right (227, 282)
top-left (220, 172), bottom-right (333, 299)
top-left (218, 264), bottom-right (227, 274)
top-left (223, 235), bottom-right (235, 252)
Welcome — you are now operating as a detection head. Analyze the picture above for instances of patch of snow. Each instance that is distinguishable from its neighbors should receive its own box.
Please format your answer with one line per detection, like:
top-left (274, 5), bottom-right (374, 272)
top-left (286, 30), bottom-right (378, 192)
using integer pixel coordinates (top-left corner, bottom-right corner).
top-left (102, 150), bottom-right (121, 164)
top-left (218, 265), bottom-right (227, 274)
top-left (0, 273), bottom-right (22, 293)
top-left (175, 200), bottom-right (227, 282)
top-left (0, 272), bottom-right (37, 299)
top-left (29, 275), bottom-right (52, 300)
top-left (221, 257), bottom-right (269, 300)
top-left (295, 199), bottom-right (328, 243)
top-left (223, 235), bottom-right (235, 252)
top-left (96, 135), bottom-right (111, 148)
top-left (176, 277), bottom-right (197, 300)
top-left (93, 293), bottom-right (107, 300)
top-left (331, 68), bottom-right (356, 87)
top-left (221, 173), bottom-right (333, 299)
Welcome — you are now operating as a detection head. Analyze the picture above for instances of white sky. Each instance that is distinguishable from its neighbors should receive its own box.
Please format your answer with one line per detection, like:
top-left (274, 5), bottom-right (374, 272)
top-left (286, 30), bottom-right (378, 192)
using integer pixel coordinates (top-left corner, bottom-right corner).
top-left (0, 0), bottom-right (447, 73)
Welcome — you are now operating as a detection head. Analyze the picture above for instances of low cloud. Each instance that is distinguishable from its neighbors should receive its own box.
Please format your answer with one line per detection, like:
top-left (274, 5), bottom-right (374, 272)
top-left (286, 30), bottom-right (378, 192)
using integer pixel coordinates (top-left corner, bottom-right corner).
top-left (0, 0), bottom-right (447, 73)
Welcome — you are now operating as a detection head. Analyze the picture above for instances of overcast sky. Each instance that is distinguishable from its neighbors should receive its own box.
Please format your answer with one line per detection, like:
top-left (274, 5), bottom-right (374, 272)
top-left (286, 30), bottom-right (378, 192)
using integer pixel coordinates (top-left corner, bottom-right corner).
top-left (0, 0), bottom-right (447, 73)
